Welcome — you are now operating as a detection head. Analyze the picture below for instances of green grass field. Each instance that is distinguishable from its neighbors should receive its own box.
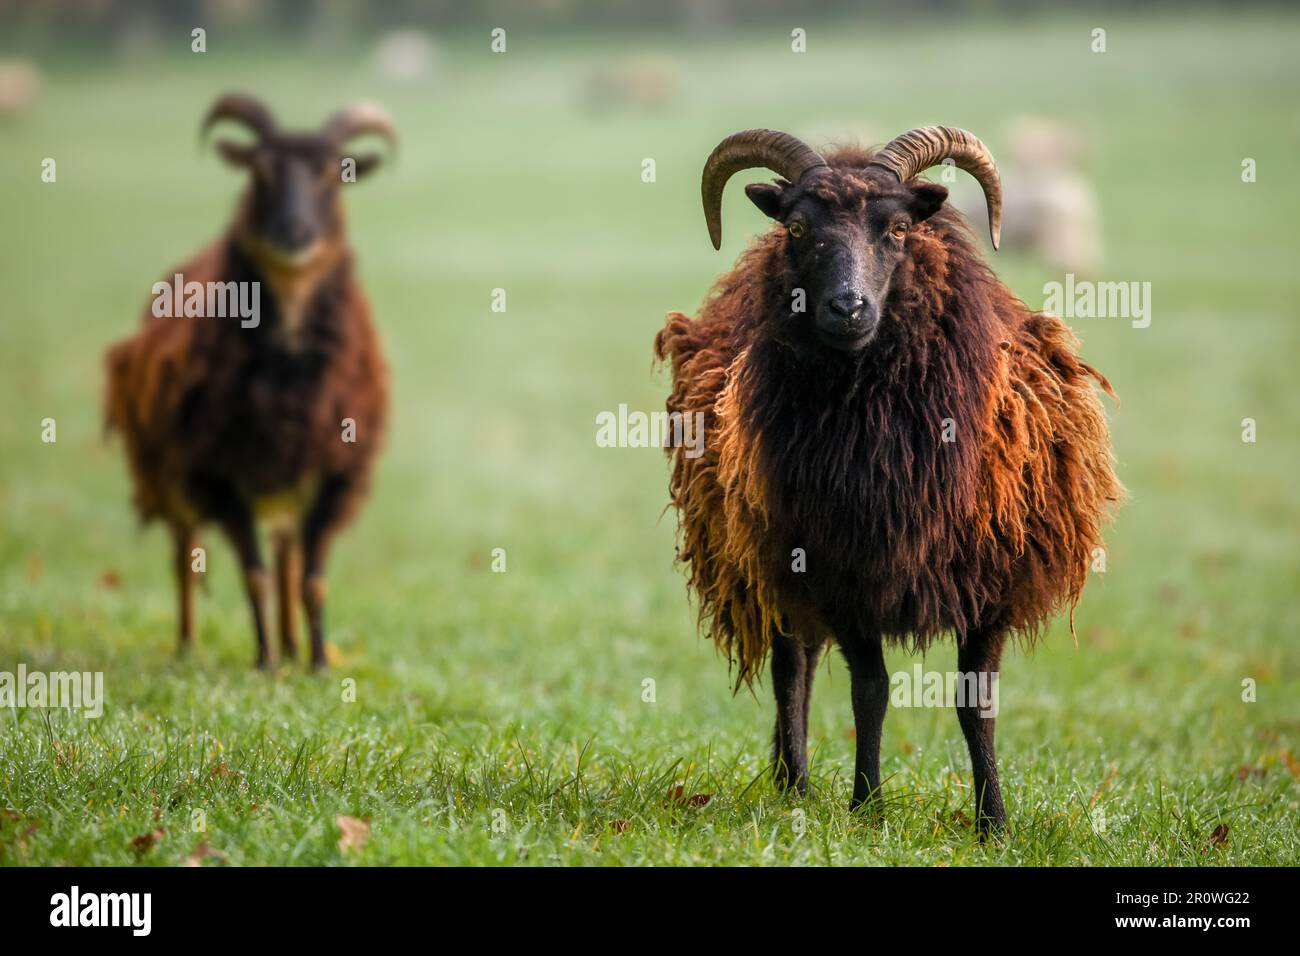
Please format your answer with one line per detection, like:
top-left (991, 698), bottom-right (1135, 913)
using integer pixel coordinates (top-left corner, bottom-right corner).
top-left (1, 13), bottom-right (1298, 865)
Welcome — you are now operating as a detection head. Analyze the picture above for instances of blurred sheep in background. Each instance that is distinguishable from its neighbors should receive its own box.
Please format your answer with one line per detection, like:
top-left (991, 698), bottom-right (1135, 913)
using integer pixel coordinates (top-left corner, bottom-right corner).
top-left (0, 60), bottom-right (40, 119)
top-left (956, 117), bottom-right (1101, 275)
top-left (582, 58), bottom-right (679, 113)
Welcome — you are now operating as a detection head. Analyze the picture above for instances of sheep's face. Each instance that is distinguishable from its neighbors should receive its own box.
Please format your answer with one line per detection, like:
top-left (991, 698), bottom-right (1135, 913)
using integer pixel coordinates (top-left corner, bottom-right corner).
top-left (217, 135), bottom-right (382, 267)
top-left (746, 170), bottom-right (948, 352)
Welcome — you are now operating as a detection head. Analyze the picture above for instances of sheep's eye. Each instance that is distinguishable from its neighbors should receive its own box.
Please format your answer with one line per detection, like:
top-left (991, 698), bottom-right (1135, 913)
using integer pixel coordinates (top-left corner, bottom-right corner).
top-left (788, 222), bottom-right (805, 239)
top-left (890, 224), bottom-right (908, 240)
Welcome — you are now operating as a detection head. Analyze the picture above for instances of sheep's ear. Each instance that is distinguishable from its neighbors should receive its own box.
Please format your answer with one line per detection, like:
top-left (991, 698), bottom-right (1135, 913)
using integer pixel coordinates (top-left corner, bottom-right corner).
top-left (213, 139), bottom-right (255, 168)
top-left (744, 182), bottom-right (784, 220)
top-left (907, 181), bottom-right (949, 222)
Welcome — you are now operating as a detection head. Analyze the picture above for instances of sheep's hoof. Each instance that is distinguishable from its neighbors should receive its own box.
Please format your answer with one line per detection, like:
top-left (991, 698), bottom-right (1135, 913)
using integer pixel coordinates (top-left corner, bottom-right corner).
top-left (976, 817), bottom-right (1008, 843)
top-left (849, 793), bottom-right (886, 823)
top-left (772, 771), bottom-right (809, 797)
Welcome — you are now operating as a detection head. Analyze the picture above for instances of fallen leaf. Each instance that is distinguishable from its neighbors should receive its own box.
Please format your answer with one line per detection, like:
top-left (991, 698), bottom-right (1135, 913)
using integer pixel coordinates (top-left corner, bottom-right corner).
top-left (609, 820), bottom-right (629, 835)
top-left (685, 793), bottom-right (712, 808)
top-left (130, 827), bottom-right (165, 854)
top-left (337, 815), bottom-right (370, 854)
top-left (1281, 749), bottom-right (1300, 778)
top-left (1210, 823), bottom-right (1229, 848)
top-left (99, 569), bottom-right (121, 589)
top-left (185, 841), bottom-right (227, 867)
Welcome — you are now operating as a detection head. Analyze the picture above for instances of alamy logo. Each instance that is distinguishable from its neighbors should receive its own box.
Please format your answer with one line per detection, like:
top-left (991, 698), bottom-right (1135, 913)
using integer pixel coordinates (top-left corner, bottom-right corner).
top-left (889, 665), bottom-right (999, 718)
top-left (50, 886), bottom-right (151, 936)
top-left (151, 273), bottom-right (261, 328)
top-left (0, 664), bottom-right (103, 718)
top-left (1042, 273), bottom-right (1151, 329)
top-left (595, 404), bottom-right (705, 459)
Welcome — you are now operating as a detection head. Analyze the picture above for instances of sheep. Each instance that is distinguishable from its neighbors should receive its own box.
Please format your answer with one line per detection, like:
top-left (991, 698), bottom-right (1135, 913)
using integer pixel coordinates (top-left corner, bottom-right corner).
top-left (954, 118), bottom-right (1101, 274)
top-left (654, 127), bottom-right (1122, 833)
top-left (104, 93), bottom-right (395, 670)
top-left (0, 60), bottom-right (40, 119)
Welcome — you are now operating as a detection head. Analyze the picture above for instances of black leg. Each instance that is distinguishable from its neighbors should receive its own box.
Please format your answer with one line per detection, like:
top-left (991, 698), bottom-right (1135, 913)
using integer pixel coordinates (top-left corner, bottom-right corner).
top-left (214, 503), bottom-right (272, 670)
top-left (840, 636), bottom-right (889, 812)
top-left (274, 531), bottom-right (300, 662)
top-left (771, 637), bottom-right (824, 794)
top-left (173, 526), bottom-right (196, 654)
top-left (300, 475), bottom-right (354, 670)
top-left (956, 630), bottom-right (1007, 836)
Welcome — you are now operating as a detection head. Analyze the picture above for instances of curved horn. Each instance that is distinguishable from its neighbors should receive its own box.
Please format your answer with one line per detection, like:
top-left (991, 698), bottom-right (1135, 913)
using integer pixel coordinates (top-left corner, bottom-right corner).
top-left (321, 102), bottom-right (397, 150)
top-left (701, 129), bottom-right (827, 250)
top-left (868, 126), bottom-right (1002, 249)
top-left (200, 93), bottom-right (277, 141)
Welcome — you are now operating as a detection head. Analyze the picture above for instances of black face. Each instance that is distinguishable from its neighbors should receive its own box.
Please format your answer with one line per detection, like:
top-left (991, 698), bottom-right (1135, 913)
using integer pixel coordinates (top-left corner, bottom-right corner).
top-left (746, 171), bottom-right (949, 352)
top-left (215, 135), bottom-right (382, 262)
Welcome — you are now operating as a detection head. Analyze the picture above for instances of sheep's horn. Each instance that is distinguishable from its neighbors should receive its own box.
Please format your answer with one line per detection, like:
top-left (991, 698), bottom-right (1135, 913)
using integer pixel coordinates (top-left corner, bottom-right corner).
top-left (868, 126), bottom-right (1002, 250)
top-left (201, 93), bottom-right (278, 141)
top-left (321, 102), bottom-right (397, 150)
top-left (702, 129), bottom-right (828, 250)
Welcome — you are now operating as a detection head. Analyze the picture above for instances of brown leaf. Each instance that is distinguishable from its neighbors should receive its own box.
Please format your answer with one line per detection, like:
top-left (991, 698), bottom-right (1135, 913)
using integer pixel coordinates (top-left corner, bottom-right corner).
top-left (15, 820), bottom-right (39, 853)
top-left (685, 793), bottom-right (712, 808)
top-left (609, 820), bottom-right (629, 835)
top-left (336, 815), bottom-right (370, 854)
top-left (130, 827), bottom-right (165, 854)
top-left (1210, 823), bottom-right (1229, 848)
top-left (1281, 749), bottom-right (1300, 778)
top-left (184, 841), bottom-right (227, 867)
top-left (99, 569), bottom-right (121, 589)
top-left (666, 785), bottom-right (685, 804)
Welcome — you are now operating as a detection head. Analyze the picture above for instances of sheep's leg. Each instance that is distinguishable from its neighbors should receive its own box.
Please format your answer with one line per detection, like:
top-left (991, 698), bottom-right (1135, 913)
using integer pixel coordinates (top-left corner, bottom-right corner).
top-left (841, 637), bottom-right (889, 813)
top-left (771, 637), bottom-right (824, 794)
top-left (173, 527), bottom-right (197, 652)
top-left (273, 531), bottom-right (300, 662)
top-left (956, 631), bottom-right (1007, 835)
top-left (212, 503), bottom-right (274, 670)
top-left (301, 475), bottom-right (352, 671)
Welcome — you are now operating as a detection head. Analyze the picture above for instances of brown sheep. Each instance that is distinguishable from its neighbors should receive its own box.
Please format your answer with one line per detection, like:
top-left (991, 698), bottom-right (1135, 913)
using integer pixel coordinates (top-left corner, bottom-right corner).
top-left (104, 94), bottom-right (394, 670)
top-left (654, 127), bottom-right (1122, 833)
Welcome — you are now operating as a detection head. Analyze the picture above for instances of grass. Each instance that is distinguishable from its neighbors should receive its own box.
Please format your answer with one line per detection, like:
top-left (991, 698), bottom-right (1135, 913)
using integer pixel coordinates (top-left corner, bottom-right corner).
top-left (0, 12), bottom-right (1298, 865)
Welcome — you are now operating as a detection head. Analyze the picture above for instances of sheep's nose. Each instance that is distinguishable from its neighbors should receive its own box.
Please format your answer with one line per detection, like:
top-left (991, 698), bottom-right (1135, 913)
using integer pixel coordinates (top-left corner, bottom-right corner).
top-left (279, 222), bottom-right (313, 249)
top-left (828, 294), bottom-right (867, 320)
